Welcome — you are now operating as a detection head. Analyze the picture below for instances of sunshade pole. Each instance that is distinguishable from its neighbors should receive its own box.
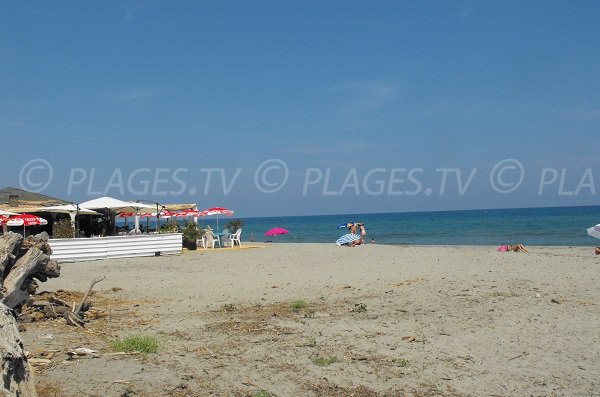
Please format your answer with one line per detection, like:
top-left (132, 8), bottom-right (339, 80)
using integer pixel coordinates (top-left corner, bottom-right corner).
top-left (156, 203), bottom-right (160, 233)
top-left (75, 204), bottom-right (80, 237)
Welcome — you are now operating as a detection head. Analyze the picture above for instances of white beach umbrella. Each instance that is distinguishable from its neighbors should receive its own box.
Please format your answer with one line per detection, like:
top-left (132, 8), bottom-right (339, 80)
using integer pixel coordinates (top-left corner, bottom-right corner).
top-left (41, 204), bottom-right (100, 215)
top-left (41, 204), bottom-right (101, 233)
top-left (587, 224), bottom-right (600, 239)
top-left (79, 196), bottom-right (143, 210)
top-left (79, 197), bottom-right (155, 233)
top-left (126, 201), bottom-right (157, 233)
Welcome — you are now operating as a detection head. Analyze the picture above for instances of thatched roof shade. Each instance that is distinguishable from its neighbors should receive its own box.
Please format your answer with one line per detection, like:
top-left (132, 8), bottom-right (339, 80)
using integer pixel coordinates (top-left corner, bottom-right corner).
top-left (161, 203), bottom-right (198, 211)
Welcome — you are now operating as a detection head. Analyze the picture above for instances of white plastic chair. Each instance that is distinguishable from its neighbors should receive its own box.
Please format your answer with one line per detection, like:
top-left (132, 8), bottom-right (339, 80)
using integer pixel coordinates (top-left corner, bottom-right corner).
top-left (202, 231), bottom-right (220, 248)
top-left (230, 229), bottom-right (242, 247)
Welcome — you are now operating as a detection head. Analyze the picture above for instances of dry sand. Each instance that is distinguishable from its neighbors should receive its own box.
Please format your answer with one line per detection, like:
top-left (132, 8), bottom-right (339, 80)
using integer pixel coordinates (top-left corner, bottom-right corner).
top-left (21, 243), bottom-right (600, 397)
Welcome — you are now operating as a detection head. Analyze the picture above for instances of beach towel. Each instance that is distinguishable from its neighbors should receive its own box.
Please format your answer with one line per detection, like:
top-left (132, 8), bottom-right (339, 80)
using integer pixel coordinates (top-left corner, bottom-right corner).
top-left (336, 233), bottom-right (361, 246)
top-left (497, 245), bottom-right (509, 252)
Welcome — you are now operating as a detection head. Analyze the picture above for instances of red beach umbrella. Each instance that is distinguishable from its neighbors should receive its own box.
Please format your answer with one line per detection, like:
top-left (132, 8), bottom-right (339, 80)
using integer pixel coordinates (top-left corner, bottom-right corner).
top-left (139, 211), bottom-right (173, 218)
top-left (5, 213), bottom-right (48, 235)
top-left (203, 207), bottom-right (234, 216)
top-left (160, 209), bottom-right (178, 217)
top-left (137, 210), bottom-right (174, 232)
top-left (0, 215), bottom-right (7, 234)
top-left (202, 207), bottom-right (234, 231)
top-left (5, 213), bottom-right (48, 227)
top-left (117, 212), bottom-right (135, 229)
top-left (180, 209), bottom-right (205, 218)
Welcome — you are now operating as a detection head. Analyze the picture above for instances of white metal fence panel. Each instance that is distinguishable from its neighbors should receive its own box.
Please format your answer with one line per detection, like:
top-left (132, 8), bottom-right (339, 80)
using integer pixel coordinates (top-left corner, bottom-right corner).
top-left (49, 233), bottom-right (182, 262)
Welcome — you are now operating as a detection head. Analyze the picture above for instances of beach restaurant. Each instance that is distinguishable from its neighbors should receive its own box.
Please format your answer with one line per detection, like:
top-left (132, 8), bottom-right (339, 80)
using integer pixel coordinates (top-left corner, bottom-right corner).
top-left (0, 187), bottom-right (196, 262)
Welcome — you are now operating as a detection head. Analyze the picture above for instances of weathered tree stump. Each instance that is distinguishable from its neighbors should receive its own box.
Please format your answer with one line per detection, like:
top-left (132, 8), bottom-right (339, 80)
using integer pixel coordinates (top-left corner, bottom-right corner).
top-left (0, 231), bottom-right (60, 397)
top-left (0, 305), bottom-right (37, 397)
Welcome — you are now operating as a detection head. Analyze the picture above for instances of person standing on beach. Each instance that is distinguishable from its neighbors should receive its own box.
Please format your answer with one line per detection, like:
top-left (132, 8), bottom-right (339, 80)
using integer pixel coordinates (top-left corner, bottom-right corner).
top-left (359, 223), bottom-right (367, 244)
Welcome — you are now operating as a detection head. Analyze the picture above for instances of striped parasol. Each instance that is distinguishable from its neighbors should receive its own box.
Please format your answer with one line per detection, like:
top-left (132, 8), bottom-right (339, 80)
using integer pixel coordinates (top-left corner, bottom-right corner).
top-left (202, 207), bottom-right (234, 231)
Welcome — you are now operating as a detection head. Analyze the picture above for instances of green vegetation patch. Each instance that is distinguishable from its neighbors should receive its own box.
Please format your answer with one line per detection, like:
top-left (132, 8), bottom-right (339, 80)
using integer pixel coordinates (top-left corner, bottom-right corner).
top-left (291, 299), bottom-right (307, 312)
top-left (110, 335), bottom-right (158, 354)
top-left (312, 356), bottom-right (339, 366)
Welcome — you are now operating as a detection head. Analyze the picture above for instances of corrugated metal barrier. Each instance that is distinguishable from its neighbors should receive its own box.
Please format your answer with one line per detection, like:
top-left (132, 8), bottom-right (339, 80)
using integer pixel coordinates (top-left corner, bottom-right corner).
top-left (49, 233), bottom-right (182, 262)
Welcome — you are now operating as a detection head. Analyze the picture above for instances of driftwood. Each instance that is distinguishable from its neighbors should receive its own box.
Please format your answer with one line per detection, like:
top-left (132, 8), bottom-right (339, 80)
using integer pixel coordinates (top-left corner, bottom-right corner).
top-left (2, 248), bottom-right (60, 309)
top-left (1, 302), bottom-right (38, 397)
top-left (66, 275), bottom-right (105, 327)
top-left (1, 232), bottom-right (60, 310)
top-left (0, 233), bottom-right (21, 283)
top-left (0, 231), bottom-right (60, 397)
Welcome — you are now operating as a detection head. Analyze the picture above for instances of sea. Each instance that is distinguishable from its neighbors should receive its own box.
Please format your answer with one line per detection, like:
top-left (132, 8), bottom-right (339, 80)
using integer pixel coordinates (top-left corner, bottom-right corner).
top-left (120, 206), bottom-right (600, 246)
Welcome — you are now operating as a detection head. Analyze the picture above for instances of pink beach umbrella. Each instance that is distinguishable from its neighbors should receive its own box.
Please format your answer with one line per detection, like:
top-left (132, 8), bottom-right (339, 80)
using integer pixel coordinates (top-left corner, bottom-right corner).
top-left (264, 228), bottom-right (289, 237)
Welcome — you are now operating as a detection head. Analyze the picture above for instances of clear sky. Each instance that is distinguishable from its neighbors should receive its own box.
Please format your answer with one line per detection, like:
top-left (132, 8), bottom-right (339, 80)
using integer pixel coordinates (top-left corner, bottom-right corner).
top-left (1, 1), bottom-right (599, 217)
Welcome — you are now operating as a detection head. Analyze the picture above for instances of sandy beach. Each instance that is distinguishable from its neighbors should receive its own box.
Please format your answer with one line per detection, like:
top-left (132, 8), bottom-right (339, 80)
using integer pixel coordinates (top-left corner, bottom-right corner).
top-left (22, 243), bottom-right (600, 397)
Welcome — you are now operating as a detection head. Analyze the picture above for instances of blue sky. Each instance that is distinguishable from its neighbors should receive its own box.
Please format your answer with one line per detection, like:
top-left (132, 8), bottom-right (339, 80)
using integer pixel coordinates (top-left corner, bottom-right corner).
top-left (1, 1), bottom-right (599, 217)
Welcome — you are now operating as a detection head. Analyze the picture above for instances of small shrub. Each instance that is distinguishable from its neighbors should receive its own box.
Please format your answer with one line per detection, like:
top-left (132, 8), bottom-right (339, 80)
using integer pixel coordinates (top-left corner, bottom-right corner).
top-left (395, 358), bottom-right (409, 367)
top-left (159, 220), bottom-right (180, 234)
top-left (291, 299), bottom-right (307, 312)
top-left (223, 303), bottom-right (236, 312)
top-left (182, 221), bottom-right (203, 249)
top-left (312, 356), bottom-right (338, 366)
top-left (110, 335), bottom-right (158, 354)
top-left (225, 219), bottom-right (245, 233)
top-left (351, 303), bottom-right (368, 313)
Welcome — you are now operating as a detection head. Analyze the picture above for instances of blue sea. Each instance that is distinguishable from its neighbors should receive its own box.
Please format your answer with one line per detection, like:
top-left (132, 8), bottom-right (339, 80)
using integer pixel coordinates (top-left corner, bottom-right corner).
top-left (121, 206), bottom-right (600, 246)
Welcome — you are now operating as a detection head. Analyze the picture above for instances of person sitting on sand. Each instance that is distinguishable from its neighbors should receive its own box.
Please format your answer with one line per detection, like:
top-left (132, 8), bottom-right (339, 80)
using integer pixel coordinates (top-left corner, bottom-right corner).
top-left (350, 224), bottom-right (362, 247)
top-left (335, 224), bottom-right (362, 247)
top-left (595, 247), bottom-right (600, 255)
top-left (498, 243), bottom-right (528, 252)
